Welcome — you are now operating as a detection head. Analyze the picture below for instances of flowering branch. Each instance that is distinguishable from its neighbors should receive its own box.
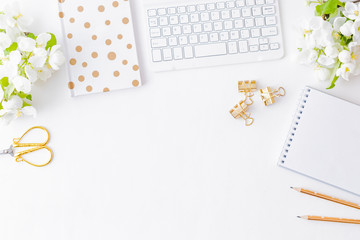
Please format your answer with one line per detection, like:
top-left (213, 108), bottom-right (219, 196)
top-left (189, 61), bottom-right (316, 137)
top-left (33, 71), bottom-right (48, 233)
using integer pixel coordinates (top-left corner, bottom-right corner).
top-left (0, 2), bottom-right (64, 125)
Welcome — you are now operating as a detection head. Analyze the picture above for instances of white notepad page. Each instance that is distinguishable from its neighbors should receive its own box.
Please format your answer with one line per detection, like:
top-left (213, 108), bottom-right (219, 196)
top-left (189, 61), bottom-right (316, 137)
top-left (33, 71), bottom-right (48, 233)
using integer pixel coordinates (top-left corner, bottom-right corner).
top-left (279, 87), bottom-right (360, 195)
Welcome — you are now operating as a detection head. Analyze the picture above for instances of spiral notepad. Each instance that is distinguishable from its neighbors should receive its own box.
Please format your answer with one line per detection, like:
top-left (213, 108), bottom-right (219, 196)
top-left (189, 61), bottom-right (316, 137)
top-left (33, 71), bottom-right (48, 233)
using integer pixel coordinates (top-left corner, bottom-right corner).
top-left (279, 87), bottom-right (360, 196)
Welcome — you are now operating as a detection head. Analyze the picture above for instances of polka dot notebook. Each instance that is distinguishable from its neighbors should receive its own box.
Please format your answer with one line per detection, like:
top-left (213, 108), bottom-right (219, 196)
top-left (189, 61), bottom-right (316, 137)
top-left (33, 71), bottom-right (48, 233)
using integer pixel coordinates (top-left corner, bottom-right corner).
top-left (58, 0), bottom-right (141, 96)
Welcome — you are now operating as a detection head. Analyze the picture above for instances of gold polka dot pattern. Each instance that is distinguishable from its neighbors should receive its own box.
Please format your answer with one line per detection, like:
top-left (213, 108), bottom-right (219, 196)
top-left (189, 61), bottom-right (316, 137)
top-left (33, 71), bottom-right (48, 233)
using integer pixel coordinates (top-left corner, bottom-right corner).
top-left (59, 0), bottom-right (141, 96)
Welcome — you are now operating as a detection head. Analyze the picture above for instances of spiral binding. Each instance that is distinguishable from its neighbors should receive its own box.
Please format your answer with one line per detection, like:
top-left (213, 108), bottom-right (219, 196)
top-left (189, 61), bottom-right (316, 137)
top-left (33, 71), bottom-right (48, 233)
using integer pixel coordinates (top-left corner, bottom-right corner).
top-left (280, 87), bottom-right (311, 164)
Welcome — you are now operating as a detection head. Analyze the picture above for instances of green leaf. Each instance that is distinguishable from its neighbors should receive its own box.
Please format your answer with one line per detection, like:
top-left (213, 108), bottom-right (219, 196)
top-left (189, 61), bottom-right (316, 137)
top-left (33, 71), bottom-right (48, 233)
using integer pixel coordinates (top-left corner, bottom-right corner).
top-left (0, 77), bottom-right (9, 90)
top-left (327, 61), bottom-right (341, 89)
top-left (0, 103), bottom-right (3, 111)
top-left (22, 101), bottom-right (31, 108)
top-left (315, 0), bottom-right (341, 17)
top-left (18, 92), bottom-right (27, 98)
top-left (26, 94), bottom-right (32, 101)
top-left (27, 32), bottom-right (37, 40)
top-left (4, 84), bottom-right (15, 101)
top-left (4, 42), bottom-right (18, 56)
top-left (45, 33), bottom-right (57, 50)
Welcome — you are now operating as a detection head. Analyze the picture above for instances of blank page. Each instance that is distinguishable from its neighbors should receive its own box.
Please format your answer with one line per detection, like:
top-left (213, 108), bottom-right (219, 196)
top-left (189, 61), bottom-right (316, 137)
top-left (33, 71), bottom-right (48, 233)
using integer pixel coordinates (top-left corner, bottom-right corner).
top-left (279, 87), bottom-right (360, 195)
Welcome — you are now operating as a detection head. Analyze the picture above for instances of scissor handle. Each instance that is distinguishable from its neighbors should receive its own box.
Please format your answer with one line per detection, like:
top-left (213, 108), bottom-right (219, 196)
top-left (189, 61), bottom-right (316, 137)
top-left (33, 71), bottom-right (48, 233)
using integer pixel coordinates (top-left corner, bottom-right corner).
top-left (15, 145), bottom-right (53, 167)
top-left (13, 126), bottom-right (50, 148)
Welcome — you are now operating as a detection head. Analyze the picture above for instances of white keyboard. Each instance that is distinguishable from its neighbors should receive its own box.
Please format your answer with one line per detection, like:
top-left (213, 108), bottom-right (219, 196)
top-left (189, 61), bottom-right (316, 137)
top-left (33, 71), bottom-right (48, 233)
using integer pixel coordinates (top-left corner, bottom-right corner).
top-left (144, 0), bottom-right (284, 72)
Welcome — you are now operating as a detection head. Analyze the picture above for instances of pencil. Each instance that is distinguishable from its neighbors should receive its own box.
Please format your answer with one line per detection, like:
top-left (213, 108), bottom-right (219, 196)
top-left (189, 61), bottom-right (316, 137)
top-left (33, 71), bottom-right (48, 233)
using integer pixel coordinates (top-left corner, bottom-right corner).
top-left (298, 215), bottom-right (360, 224)
top-left (291, 187), bottom-right (360, 210)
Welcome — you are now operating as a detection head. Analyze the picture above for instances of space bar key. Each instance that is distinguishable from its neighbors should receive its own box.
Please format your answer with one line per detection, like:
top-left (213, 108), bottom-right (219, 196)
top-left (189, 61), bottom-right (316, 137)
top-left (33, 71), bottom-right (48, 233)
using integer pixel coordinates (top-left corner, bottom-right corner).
top-left (195, 43), bottom-right (227, 58)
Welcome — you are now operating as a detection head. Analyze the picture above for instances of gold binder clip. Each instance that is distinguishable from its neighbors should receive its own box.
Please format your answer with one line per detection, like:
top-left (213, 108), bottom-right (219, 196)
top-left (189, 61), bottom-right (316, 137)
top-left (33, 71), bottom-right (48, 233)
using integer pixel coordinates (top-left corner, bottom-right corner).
top-left (260, 87), bottom-right (286, 106)
top-left (238, 80), bottom-right (257, 97)
top-left (230, 97), bottom-right (254, 126)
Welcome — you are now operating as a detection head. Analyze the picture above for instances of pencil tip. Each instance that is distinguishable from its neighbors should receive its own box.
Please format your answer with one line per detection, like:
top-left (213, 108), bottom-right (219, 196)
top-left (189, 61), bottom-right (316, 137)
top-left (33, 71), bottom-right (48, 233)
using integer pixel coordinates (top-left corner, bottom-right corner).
top-left (290, 186), bottom-right (293, 189)
top-left (297, 216), bottom-right (301, 218)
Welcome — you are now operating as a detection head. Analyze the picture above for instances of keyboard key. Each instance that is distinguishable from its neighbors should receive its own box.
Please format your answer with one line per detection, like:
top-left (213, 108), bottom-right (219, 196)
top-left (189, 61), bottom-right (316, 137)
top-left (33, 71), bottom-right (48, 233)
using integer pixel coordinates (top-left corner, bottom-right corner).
top-left (230, 30), bottom-right (240, 39)
top-left (259, 38), bottom-right (268, 44)
top-left (256, 0), bottom-right (265, 4)
top-left (184, 46), bottom-right (194, 58)
top-left (169, 37), bottom-right (178, 46)
top-left (238, 41), bottom-right (248, 52)
top-left (207, 3), bottom-right (216, 10)
top-left (159, 17), bottom-right (168, 26)
top-left (193, 24), bottom-right (202, 33)
top-left (220, 31), bottom-right (229, 40)
top-left (150, 28), bottom-right (161, 38)
top-left (214, 22), bottom-right (223, 30)
top-left (203, 22), bottom-right (213, 31)
top-left (246, 0), bottom-right (255, 6)
top-left (251, 28), bottom-right (261, 37)
top-left (245, 18), bottom-right (254, 27)
top-left (270, 42), bottom-right (280, 49)
top-left (163, 48), bottom-right (173, 61)
top-left (179, 36), bottom-right (188, 45)
top-left (162, 27), bottom-right (171, 36)
top-left (252, 7), bottom-right (262, 16)
top-left (261, 26), bottom-right (277, 36)
top-left (232, 9), bottom-right (241, 18)
top-left (211, 11), bottom-right (220, 20)
top-left (265, 16), bottom-right (276, 25)
top-left (180, 15), bottom-right (189, 24)
top-left (228, 41), bottom-right (238, 54)
top-left (149, 18), bottom-right (158, 27)
top-left (199, 33), bottom-right (209, 43)
top-left (188, 5), bottom-right (196, 12)
top-left (240, 29), bottom-right (250, 38)
top-left (234, 19), bottom-right (244, 28)
top-left (263, 6), bottom-right (275, 15)
top-left (172, 26), bottom-right (182, 35)
top-left (210, 32), bottom-right (219, 42)
top-left (227, 1), bottom-right (236, 8)
top-left (170, 16), bottom-right (179, 25)
top-left (195, 43), bottom-right (227, 57)
top-left (197, 4), bottom-right (206, 11)
top-left (189, 35), bottom-right (198, 44)
top-left (173, 47), bottom-right (183, 60)
top-left (178, 6), bottom-right (186, 13)
top-left (201, 12), bottom-right (210, 21)
top-left (168, 7), bottom-right (176, 14)
top-left (260, 44), bottom-right (269, 51)
top-left (248, 38), bottom-right (259, 45)
top-left (148, 9), bottom-right (157, 17)
top-left (158, 8), bottom-right (166, 15)
top-left (152, 49), bottom-right (162, 62)
top-left (190, 13), bottom-right (200, 22)
top-left (217, 2), bottom-right (225, 9)
top-left (224, 20), bottom-right (234, 29)
top-left (221, 10), bottom-right (231, 19)
top-left (242, 8), bottom-right (252, 17)
top-left (266, 0), bottom-right (275, 3)
top-left (255, 17), bottom-right (265, 26)
top-left (152, 38), bottom-right (167, 48)
top-left (236, 0), bottom-right (245, 7)
top-left (183, 25), bottom-right (192, 34)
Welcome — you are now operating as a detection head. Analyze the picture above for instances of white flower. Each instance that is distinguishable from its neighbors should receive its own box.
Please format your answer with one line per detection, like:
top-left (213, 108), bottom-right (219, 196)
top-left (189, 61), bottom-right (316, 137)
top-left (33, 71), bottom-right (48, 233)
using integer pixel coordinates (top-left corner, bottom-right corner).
top-left (340, 20), bottom-right (354, 37)
top-left (315, 66), bottom-right (331, 81)
top-left (25, 65), bottom-right (52, 82)
top-left (36, 33), bottom-right (51, 49)
top-left (11, 75), bottom-right (32, 93)
top-left (338, 42), bottom-right (360, 65)
top-left (0, 95), bottom-right (36, 125)
top-left (317, 55), bottom-right (336, 68)
top-left (0, 50), bottom-right (22, 78)
top-left (297, 49), bottom-right (318, 65)
top-left (351, 19), bottom-right (360, 42)
top-left (48, 45), bottom-right (65, 71)
top-left (343, 2), bottom-right (360, 20)
top-left (0, 87), bottom-right (4, 101)
top-left (29, 48), bottom-right (48, 68)
top-left (334, 17), bottom-right (346, 32)
top-left (296, 17), bottom-right (323, 49)
top-left (0, 32), bottom-right (12, 49)
top-left (17, 36), bottom-right (36, 52)
top-left (312, 20), bottom-right (334, 48)
top-left (336, 63), bottom-right (356, 81)
top-left (3, 2), bottom-right (33, 32)
top-left (325, 44), bottom-right (341, 58)
top-left (339, 50), bottom-right (352, 63)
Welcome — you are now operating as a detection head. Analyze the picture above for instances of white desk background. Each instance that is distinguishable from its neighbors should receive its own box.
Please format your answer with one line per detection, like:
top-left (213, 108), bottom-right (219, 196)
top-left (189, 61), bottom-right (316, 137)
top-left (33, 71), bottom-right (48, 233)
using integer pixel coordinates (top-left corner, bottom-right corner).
top-left (1, 0), bottom-right (360, 239)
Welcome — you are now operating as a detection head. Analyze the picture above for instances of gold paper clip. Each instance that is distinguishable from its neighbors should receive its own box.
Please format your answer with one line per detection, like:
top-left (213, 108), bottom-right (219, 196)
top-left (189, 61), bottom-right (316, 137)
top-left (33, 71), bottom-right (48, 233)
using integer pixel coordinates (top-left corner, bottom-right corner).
top-left (238, 80), bottom-right (257, 97)
top-left (260, 87), bottom-right (286, 106)
top-left (230, 97), bottom-right (254, 126)
top-left (0, 126), bottom-right (53, 167)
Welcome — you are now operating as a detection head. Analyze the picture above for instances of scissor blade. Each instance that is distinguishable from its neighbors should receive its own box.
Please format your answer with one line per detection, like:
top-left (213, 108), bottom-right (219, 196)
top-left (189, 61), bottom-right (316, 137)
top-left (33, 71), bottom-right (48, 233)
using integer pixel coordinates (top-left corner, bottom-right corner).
top-left (0, 146), bottom-right (14, 157)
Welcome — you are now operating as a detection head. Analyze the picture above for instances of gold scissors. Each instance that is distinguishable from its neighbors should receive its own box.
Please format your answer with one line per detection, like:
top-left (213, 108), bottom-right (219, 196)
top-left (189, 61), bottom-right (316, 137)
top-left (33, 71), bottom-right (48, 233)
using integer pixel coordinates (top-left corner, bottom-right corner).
top-left (0, 126), bottom-right (53, 167)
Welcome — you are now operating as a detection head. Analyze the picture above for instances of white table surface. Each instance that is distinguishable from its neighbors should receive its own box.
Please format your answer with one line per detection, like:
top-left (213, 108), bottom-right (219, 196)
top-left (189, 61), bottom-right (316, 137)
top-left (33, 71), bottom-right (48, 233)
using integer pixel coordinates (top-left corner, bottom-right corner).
top-left (1, 0), bottom-right (360, 239)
